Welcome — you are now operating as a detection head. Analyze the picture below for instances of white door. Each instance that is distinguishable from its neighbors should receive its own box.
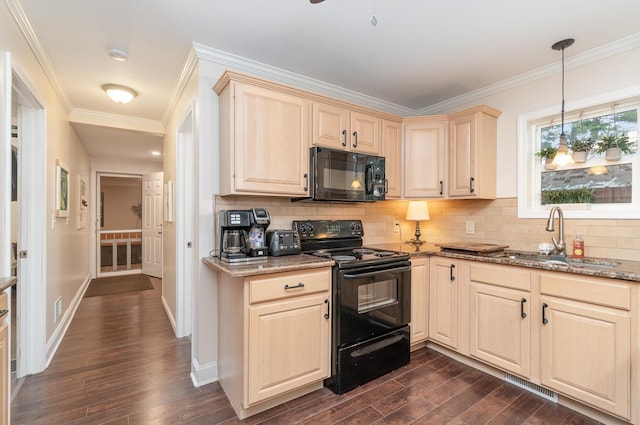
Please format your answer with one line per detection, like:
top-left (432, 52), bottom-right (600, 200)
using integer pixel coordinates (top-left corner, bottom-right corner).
top-left (142, 172), bottom-right (163, 278)
top-left (0, 51), bottom-right (10, 276)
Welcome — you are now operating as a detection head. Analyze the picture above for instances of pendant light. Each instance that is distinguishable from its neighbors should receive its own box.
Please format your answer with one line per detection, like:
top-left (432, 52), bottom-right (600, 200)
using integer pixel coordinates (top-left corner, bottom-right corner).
top-left (551, 38), bottom-right (575, 167)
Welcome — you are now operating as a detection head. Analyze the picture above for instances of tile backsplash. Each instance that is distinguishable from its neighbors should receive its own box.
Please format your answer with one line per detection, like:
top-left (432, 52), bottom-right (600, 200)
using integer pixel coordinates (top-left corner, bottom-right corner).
top-left (214, 196), bottom-right (640, 261)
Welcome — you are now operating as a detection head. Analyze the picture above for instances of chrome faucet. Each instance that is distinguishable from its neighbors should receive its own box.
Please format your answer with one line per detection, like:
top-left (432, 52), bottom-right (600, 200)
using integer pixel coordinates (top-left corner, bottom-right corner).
top-left (545, 206), bottom-right (566, 256)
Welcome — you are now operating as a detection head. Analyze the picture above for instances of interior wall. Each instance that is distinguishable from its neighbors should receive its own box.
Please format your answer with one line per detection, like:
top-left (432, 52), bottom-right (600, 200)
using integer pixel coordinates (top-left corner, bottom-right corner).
top-left (100, 182), bottom-right (142, 231)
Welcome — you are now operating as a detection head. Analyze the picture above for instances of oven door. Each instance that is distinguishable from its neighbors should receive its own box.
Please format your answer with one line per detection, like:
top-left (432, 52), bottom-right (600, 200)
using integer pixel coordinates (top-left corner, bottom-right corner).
top-left (311, 147), bottom-right (386, 202)
top-left (336, 262), bottom-right (411, 346)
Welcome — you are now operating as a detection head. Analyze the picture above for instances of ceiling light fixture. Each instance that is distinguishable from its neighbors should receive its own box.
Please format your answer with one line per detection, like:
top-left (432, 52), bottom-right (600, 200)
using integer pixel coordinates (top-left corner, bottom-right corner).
top-left (107, 46), bottom-right (129, 62)
top-left (370, 0), bottom-right (378, 26)
top-left (151, 151), bottom-right (162, 156)
top-left (551, 38), bottom-right (575, 167)
top-left (102, 84), bottom-right (137, 104)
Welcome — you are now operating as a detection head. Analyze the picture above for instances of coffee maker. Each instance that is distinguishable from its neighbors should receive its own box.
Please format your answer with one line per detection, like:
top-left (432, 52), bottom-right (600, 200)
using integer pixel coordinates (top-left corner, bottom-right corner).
top-left (217, 208), bottom-right (270, 263)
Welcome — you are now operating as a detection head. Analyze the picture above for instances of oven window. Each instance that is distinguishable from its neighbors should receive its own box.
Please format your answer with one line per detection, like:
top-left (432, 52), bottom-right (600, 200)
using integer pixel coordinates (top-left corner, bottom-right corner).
top-left (357, 279), bottom-right (397, 313)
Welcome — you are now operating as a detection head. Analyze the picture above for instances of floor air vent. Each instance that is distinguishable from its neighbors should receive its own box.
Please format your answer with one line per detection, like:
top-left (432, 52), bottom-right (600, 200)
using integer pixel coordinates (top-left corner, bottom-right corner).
top-left (504, 373), bottom-right (558, 403)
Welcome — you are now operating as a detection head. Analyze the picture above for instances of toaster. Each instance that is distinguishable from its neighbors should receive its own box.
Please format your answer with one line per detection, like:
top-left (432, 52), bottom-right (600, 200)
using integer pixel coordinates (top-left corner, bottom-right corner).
top-left (267, 230), bottom-right (301, 256)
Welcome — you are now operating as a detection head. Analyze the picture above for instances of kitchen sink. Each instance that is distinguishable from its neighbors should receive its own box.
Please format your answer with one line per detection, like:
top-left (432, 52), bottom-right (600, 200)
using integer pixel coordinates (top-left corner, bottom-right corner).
top-left (499, 252), bottom-right (620, 269)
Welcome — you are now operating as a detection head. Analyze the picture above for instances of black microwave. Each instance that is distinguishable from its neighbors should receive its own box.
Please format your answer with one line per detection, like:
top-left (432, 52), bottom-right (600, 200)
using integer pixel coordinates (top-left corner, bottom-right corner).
top-left (298, 147), bottom-right (387, 202)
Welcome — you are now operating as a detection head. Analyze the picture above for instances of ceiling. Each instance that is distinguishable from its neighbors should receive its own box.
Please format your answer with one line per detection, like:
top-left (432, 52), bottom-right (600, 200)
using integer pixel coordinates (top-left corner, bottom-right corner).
top-left (12, 0), bottom-right (640, 162)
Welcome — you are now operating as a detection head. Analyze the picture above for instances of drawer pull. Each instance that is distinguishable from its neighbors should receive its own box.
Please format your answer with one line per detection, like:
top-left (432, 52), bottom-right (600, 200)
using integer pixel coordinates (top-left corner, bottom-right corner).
top-left (449, 264), bottom-right (456, 282)
top-left (520, 298), bottom-right (527, 319)
top-left (284, 282), bottom-right (305, 290)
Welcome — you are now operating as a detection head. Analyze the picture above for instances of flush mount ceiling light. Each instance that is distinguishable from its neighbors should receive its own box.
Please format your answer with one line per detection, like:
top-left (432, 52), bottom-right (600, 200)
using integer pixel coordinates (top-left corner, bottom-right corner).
top-left (102, 84), bottom-right (137, 104)
top-left (551, 38), bottom-right (575, 167)
top-left (107, 46), bottom-right (129, 62)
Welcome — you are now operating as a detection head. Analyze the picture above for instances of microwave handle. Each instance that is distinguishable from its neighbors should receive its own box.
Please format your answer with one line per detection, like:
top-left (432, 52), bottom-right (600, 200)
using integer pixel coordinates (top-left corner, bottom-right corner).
top-left (365, 163), bottom-right (374, 194)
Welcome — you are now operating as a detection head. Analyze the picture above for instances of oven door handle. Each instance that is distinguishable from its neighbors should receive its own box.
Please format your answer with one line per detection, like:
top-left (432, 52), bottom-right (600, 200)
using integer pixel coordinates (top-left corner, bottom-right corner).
top-left (342, 265), bottom-right (411, 279)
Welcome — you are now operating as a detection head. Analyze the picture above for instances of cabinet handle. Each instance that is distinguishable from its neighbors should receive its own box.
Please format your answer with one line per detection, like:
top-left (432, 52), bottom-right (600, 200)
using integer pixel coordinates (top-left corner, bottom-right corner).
top-left (352, 131), bottom-right (358, 148)
top-left (542, 303), bottom-right (549, 324)
top-left (303, 173), bottom-right (308, 192)
top-left (324, 299), bottom-right (330, 319)
top-left (342, 130), bottom-right (347, 147)
top-left (284, 282), bottom-right (305, 290)
top-left (449, 264), bottom-right (456, 282)
top-left (469, 177), bottom-right (475, 193)
top-left (439, 180), bottom-right (443, 196)
top-left (520, 298), bottom-right (527, 319)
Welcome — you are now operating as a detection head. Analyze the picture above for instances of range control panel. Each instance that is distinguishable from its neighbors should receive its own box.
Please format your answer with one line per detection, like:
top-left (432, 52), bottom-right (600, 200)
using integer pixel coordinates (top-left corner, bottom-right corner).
top-left (293, 220), bottom-right (363, 240)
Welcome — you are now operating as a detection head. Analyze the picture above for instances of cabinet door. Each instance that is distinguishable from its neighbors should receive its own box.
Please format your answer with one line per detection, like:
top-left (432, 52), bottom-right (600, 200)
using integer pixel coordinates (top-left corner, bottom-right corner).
top-left (247, 293), bottom-right (330, 406)
top-left (234, 83), bottom-right (310, 195)
top-left (381, 119), bottom-right (402, 198)
top-left (469, 282), bottom-right (530, 377)
top-left (350, 111), bottom-right (380, 154)
top-left (403, 119), bottom-right (446, 198)
top-left (448, 112), bottom-right (476, 197)
top-left (410, 258), bottom-right (429, 345)
top-left (429, 258), bottom-right (458, 349)
top-left (448, 106), bottom-right (499, 199)
top-left (540, 297), bottom-right (630, 420)
top-left (0, 323), bottom-right (7, 425)
top-left (312, 102), bottom-right (349, 150)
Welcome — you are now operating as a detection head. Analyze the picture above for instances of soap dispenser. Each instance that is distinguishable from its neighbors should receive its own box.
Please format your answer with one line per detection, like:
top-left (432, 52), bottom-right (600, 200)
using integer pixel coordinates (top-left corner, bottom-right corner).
top-left (572, 231), bottom-right (584, 258)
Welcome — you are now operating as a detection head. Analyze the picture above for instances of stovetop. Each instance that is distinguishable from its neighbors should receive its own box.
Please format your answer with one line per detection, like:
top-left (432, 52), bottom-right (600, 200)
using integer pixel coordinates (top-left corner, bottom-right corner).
top-left (293, 219), bottom-right (409, 268)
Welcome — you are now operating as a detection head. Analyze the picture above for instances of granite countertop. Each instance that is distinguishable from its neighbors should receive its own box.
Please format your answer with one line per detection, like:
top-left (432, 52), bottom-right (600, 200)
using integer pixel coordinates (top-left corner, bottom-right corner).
top-left (0, 276), bottom-right (17, 293)
top-left (203, 254), bottom-right (334, 278)
top-left (369, 243), bottom-right (640, 283)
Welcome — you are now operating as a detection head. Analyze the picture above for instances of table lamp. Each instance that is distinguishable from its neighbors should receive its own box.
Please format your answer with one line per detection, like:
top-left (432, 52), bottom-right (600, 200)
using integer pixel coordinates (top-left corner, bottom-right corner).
top-left (406, 201), bottom-right (430, 247)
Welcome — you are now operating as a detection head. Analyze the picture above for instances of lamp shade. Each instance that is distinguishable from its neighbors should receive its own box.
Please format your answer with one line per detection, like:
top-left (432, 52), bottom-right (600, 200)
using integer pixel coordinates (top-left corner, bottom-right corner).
top-left (406, 201), bottom-right (430, 221)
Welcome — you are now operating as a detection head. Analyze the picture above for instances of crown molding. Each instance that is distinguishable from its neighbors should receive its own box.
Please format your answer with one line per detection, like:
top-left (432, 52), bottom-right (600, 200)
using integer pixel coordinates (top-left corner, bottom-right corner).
top-left (162, 46), bottom-right (199, 125)
top-left (417, 32), bottom-right (640, 115)
top-left (192, 42), bottom-right (416, 117)
top-left (69, 108), bottom-right (165, 135)
top-left (6, 0), bottom-right (73, 113)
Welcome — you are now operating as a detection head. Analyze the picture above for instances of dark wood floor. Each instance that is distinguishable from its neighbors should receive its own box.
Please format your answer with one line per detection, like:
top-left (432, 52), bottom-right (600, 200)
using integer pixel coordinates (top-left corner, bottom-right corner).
top-left (10, 277), bottom-right (603, 425)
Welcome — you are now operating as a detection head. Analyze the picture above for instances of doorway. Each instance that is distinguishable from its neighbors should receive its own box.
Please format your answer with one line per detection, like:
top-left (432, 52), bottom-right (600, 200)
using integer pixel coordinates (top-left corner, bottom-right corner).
top-left (96, 174), bottom-right (143, 277)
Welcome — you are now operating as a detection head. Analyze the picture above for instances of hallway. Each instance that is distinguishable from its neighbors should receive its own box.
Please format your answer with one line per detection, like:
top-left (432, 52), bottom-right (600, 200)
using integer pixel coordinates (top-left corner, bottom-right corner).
top-left (10, 277), bottom-right (227, 424)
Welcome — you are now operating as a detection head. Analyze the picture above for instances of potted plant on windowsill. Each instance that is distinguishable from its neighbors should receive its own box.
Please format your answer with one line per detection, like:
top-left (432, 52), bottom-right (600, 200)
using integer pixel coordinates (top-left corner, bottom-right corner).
top-left (568, 138), bottom-right (594, 163)
top-left (535, 146), bottom-right (558, 170)
top-left (596, 134), bottom-right (634, 161)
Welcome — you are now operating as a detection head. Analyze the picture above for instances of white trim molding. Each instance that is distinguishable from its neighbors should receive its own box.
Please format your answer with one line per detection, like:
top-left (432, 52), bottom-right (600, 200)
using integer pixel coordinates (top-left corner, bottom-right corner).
top-left (190, 357), bottom-right (218, 388)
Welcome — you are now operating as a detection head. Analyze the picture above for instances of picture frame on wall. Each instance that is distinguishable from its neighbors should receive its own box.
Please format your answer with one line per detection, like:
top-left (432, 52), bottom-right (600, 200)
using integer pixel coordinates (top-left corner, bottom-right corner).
top-left (77, 174), bottom-right (88, 229)
top-left (55, 159), bottom-right (70, 217)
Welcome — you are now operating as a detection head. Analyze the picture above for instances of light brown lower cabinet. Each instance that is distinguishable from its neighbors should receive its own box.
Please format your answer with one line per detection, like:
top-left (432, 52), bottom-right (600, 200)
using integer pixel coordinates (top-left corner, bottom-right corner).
top-left (427, 260), bottom-right (637, 424)
top-left (539, 272), bottom-right (633, 421)
top-left (410, 257), bottom-right (429, 345)
top-left (217, 267), bottom-right (332, 419)
top-left (0, 321), bottom-right (7, 425)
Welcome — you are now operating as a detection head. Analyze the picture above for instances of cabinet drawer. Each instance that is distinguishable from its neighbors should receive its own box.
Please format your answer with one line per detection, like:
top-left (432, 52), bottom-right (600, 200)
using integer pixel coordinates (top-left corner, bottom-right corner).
top-left (539, 272), bottom-right (631, 310)
top-left (468, 263), bottom-right (530, 291)
top-left (249, 268), bottom-right (331, 304)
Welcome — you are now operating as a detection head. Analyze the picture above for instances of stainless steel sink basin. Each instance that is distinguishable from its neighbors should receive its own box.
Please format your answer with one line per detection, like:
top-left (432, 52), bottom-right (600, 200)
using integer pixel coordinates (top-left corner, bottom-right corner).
top-left (500, 252), bottom-right (619, 269)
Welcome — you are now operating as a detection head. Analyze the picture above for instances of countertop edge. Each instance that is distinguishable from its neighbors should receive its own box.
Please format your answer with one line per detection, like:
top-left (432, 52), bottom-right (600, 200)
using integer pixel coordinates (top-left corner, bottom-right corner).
top-left (0, 276), bottom-right (17, 293)
top-left (369, 243), bottom-right (640, 283)
top-left (203, 254), bottom-right (334, 278)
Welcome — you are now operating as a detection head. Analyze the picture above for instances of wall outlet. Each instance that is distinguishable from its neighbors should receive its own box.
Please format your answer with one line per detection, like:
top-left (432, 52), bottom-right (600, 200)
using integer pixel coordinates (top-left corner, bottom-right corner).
top-left (465, 221), bottom-right (475, 235)
top-left (54, 297), bottom-right (62, 323)
top-left (393, 221), bottom-right (400, 233)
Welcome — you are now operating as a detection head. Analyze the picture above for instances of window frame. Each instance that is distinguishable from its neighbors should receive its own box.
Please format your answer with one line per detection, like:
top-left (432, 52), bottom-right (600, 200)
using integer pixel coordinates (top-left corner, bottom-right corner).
top-left (517, 88), bottom-right (640, 219)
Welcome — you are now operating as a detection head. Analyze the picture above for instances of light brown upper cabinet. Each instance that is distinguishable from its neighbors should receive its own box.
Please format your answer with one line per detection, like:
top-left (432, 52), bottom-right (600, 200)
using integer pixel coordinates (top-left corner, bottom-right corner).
top-left (403, 116), bottom-right (447, 198)
top-left (381, 119), bottom-right (403, 198)
top-left (215, 74), bottom-right (311, 197)
top-left (448, 105), bottom-right (501, 199)
top-left (312, 102), bottom-right (381, 155)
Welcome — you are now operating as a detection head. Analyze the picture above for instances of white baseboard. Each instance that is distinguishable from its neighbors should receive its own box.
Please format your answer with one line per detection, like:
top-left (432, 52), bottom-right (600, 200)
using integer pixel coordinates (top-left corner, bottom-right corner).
top-left (45, 272), bottom-right (92, 367)
top-left (190, 356), bottom-right (218, 388)
top-left (161, 295), bottom-right (177, 335)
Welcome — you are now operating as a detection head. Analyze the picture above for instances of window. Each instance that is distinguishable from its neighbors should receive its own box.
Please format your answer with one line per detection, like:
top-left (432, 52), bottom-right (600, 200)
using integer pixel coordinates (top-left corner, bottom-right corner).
top-left (518, 90), bottom-right (640, 218)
